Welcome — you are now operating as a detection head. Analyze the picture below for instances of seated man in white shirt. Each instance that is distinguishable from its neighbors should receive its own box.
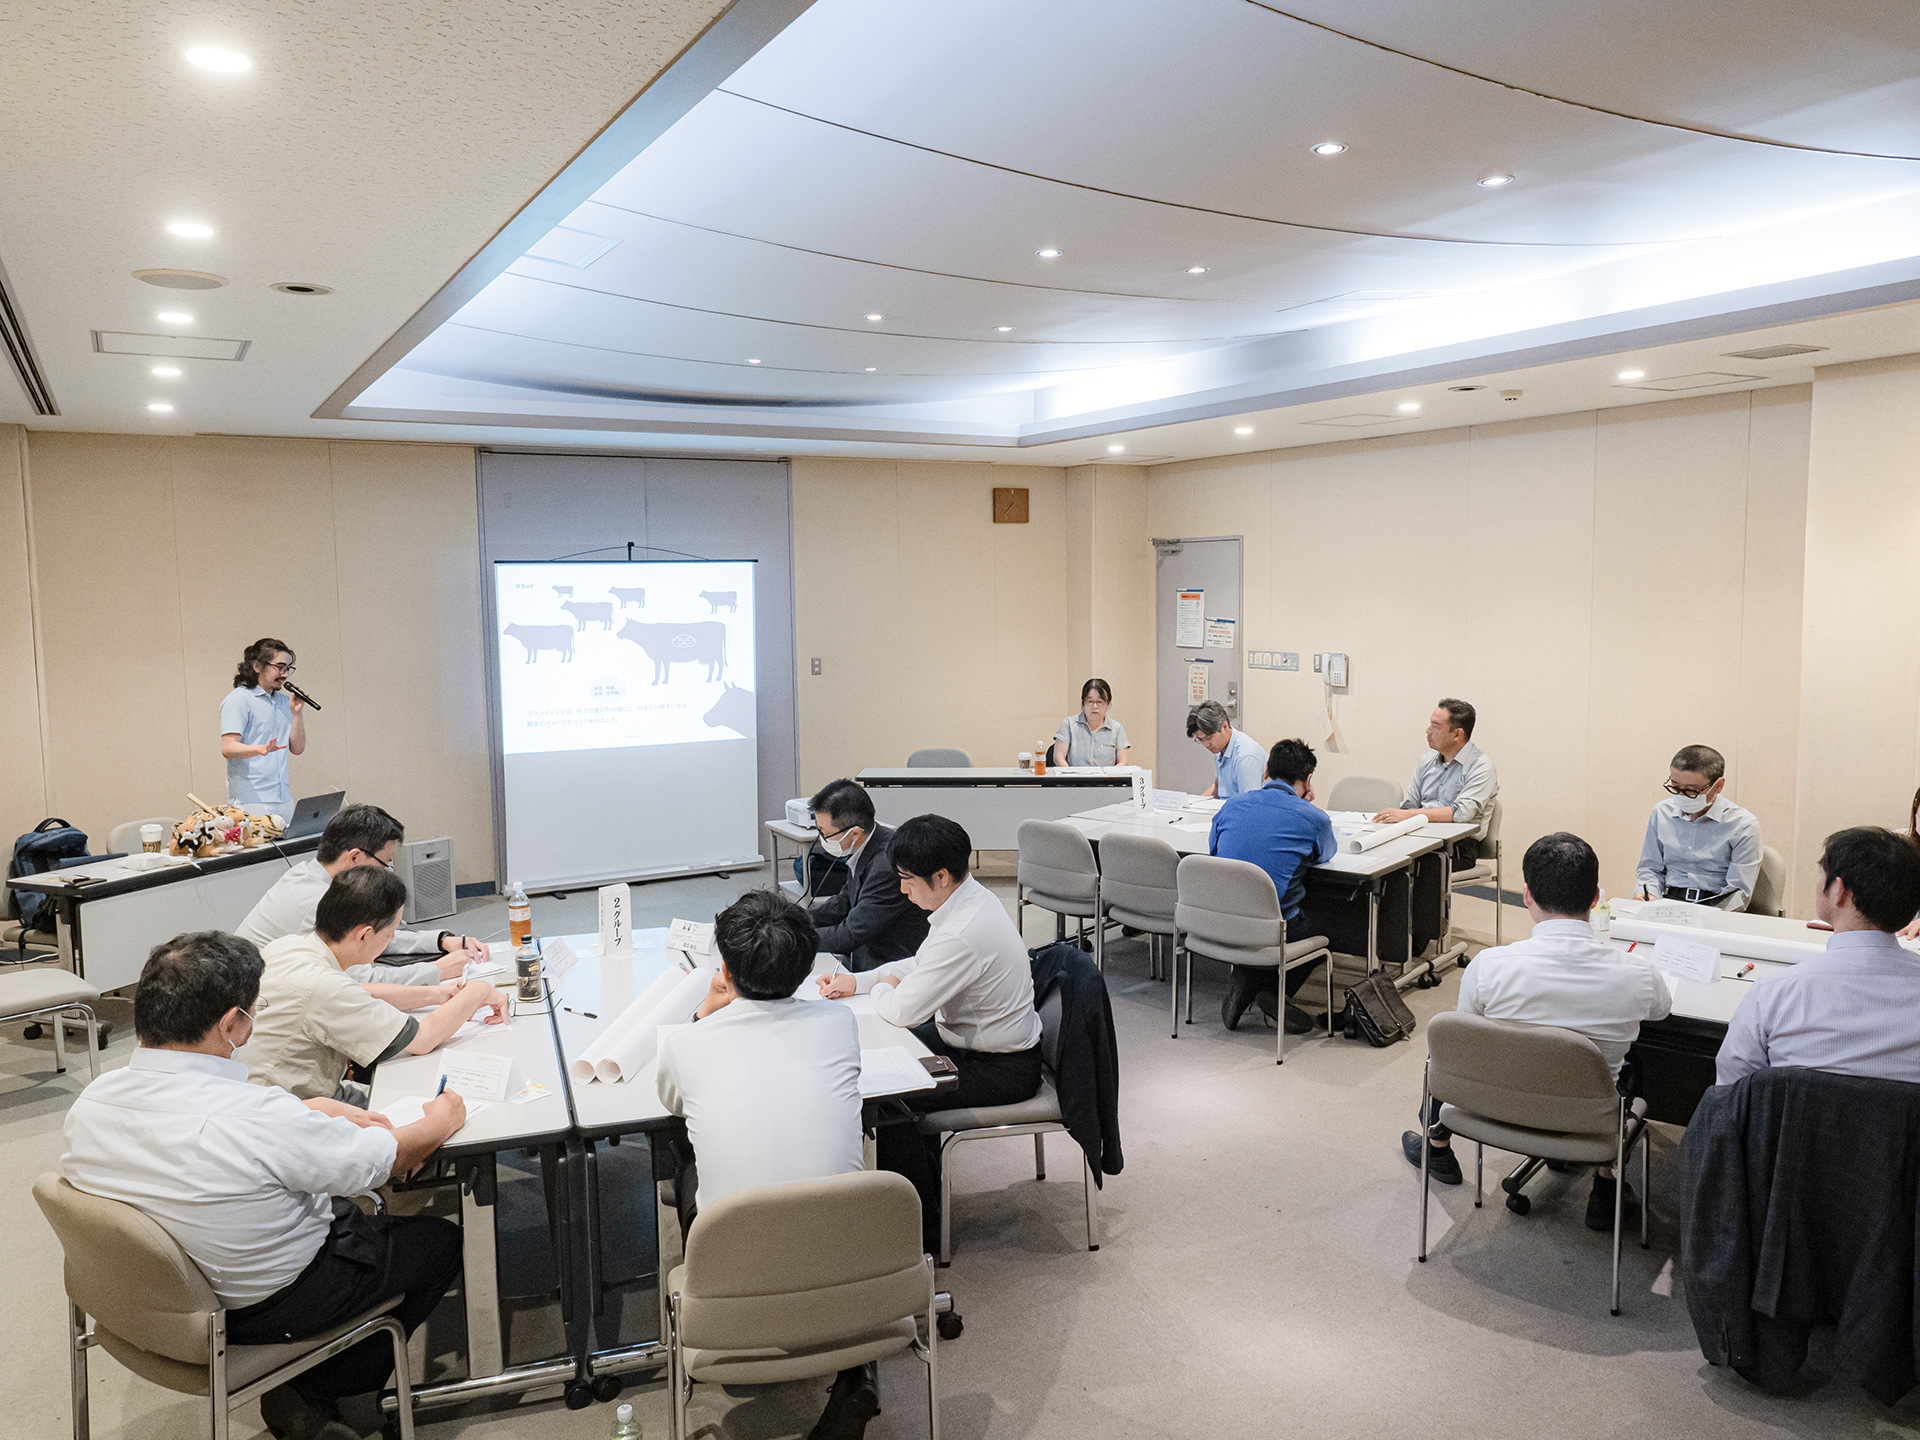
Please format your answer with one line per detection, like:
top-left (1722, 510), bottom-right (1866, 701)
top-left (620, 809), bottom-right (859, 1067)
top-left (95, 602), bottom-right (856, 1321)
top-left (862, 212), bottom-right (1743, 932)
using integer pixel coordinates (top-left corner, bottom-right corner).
top-left (1400, 832), bottom-right (1672, 1232)
top-left (236, 803), bottom-right (485, 986)
top-left (1634, 744), bottom-right (1764, 910)
top-left (817, 814), bottom-right (1044, 1252)
top-left (1718, 825), bottom-right (1920, 1086)
top-left (248, 866), bottom-right (509, 1102)
top-left (656, 889), bottom-right (873, 1440)
top-left (62, 930), bottom-right (468, 1440)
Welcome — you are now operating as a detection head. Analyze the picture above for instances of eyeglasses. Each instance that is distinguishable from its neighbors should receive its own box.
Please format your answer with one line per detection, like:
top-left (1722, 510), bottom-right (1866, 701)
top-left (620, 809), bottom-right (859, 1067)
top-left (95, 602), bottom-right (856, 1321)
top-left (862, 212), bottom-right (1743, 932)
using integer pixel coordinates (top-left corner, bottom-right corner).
top-left (1663, 780), bottom-right (1714, 799)
top-left (264, 661), bottom-right (296, 675)
top-left (359, 850), bottom-right (395, 870)
top-left (816, 822), bottom-right (861, 841)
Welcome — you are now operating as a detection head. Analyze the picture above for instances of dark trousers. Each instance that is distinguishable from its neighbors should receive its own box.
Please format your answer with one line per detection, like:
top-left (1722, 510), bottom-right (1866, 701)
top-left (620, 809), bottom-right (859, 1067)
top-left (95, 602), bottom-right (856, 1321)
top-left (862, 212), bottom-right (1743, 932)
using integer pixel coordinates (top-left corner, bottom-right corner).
top-left (874, 1023), bottom-right (1043, 1243)
top-left (225, 1202), bottom-right (462, 1399)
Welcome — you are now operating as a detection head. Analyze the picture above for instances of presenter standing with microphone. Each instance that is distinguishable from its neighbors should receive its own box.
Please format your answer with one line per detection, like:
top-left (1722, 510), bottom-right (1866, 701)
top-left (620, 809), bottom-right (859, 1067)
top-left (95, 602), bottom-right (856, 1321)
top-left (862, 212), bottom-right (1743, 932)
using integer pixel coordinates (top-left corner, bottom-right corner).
top-left (221, 637), bottom-right (307, 816)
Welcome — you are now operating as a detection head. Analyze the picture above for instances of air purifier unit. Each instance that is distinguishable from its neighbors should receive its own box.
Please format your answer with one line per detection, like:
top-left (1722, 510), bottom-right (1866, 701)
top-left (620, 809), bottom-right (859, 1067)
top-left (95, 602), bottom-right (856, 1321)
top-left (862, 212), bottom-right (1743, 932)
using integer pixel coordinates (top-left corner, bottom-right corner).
top-left (395, 836), bottom-right (457, 924)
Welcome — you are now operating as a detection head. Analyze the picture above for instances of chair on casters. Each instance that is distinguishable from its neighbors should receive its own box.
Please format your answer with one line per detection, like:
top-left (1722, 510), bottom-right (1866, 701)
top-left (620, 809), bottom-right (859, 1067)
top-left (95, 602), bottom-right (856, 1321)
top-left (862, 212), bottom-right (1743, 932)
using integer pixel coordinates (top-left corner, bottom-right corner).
top-left (907, 749), bottom-right (972, 768)
top-left (913, 985), bottom-right (1099, 1266)
top-left (1416, 1013), bottom-right (1651, 1315)
top-left (0, 971), bottom-right (101, 1079)
top-left (1174, 855), bottom-right (1331, 1061)
top-left (1326, 776), bottom-right (1400, 815)
top-left (32, 1174), bottom-right (418, 1440)
top-left (1015, 820), bottom-right (1104, 968)
top-left (1098, 833), bottom-right (1180, 983)
top-left (1747, 845), bottom-right (1786, 918)
top-left (1448, 798), bottom-right (1505, 946)
top-left (664, 1171), bottom-right (940, 1440)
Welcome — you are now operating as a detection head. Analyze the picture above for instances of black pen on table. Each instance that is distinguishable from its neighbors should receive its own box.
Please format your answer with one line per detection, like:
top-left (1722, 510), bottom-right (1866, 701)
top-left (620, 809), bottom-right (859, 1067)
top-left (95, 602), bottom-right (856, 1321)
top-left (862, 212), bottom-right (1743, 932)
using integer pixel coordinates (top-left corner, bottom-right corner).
top-left (563, 1004), bottom-right (598, 1020)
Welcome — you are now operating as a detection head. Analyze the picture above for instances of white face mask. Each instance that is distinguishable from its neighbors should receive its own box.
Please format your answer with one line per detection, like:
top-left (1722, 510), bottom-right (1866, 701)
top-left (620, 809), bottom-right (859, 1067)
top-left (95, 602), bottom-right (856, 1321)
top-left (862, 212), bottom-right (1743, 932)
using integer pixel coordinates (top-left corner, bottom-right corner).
top-left (1677, 793), bottom-right (1713, 816)
top-left (820, 829), bottom-right (858, 859)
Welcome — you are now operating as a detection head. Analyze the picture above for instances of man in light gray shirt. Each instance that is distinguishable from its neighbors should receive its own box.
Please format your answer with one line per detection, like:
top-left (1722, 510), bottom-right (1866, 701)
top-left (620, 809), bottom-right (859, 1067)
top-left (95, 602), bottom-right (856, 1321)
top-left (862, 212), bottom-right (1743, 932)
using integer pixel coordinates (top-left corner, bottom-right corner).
top-left (1718, 826), bottom-right (1920, 1086)
top-left (1375, 697), bottom-right (1497, 954)
top-left (1635, 744), bottom-right (1763, 910)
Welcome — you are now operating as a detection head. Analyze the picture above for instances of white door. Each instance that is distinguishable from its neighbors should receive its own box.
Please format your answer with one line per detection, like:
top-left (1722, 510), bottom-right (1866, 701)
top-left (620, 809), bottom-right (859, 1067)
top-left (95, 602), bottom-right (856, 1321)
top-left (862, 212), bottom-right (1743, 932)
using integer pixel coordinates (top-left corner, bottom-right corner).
top-left (1154, 536), bottom-right (1244, 794)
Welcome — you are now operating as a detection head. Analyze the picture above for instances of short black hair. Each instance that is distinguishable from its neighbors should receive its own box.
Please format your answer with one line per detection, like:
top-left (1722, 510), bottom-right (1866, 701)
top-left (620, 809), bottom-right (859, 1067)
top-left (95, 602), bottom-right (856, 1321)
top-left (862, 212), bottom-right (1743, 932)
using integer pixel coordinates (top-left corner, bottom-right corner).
top-left (713, 889), bottom-right (819, 1000)
top-left (810, 778), bottom-right (876, 832)
top-left (1265, 738), bottom-right (1317, 786)
top-left (135, 932), bottom-right (263, 1046)
top-left (1187, 701), bottom-right (1230, 739)
top-left (318, 804), bottom-right (405, 865)
top-left (892, 814), bottom-right (973, 884)
top-left (1670, 745), bottom-right (1725, 783)
top-left (1522, 832), bottom-right (1600, 918)
top-left (314, 866), bottom-right (409, 942)
top-left (1818, 826), bottom-right (1920, 933)
top-left (1437, 697), bottom-right (1476, 741)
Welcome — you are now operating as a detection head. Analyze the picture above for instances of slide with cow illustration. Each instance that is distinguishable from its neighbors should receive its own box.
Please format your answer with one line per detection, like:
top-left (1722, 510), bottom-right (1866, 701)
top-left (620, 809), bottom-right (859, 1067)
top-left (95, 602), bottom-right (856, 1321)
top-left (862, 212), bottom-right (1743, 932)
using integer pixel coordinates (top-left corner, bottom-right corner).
top-left (492, 560), bottom-right (760, 890)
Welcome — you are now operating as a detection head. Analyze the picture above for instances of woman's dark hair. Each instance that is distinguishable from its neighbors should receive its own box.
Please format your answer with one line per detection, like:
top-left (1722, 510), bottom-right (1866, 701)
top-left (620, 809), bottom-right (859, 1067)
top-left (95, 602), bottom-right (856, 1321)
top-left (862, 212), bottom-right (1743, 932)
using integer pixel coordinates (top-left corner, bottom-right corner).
top-left (1818, 827), bottom-right (1920, 933)
top-left (893, 814), bottom-right (973, 885)
top-left (1521, 832), bottom-right (1600, 917)
top-left (1080, 678), bottom-right (1112, 705)
top-left (314, 866), bottom-right (409, 942)
top-left (233, 637), bottom-right (294, 689)
top-left (713, 890), bottom-right (820, 1000)
top-left (135, 932), bottom-right (263, 1046)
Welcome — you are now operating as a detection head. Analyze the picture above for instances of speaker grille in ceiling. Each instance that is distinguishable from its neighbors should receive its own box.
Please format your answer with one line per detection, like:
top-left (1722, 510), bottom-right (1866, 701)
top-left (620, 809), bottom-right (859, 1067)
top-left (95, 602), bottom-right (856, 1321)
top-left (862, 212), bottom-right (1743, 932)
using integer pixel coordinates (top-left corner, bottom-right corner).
top-left (132, 269), bottom-right (229, 290)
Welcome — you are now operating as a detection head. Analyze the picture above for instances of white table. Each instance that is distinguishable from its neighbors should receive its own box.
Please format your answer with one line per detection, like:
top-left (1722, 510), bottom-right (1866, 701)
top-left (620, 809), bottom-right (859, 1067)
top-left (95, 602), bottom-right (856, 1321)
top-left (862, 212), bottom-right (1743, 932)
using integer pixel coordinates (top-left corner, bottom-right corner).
top-left (763, 817), bottom-right (818, 903)
top-left (858, 766), bottom-right (1135, 849)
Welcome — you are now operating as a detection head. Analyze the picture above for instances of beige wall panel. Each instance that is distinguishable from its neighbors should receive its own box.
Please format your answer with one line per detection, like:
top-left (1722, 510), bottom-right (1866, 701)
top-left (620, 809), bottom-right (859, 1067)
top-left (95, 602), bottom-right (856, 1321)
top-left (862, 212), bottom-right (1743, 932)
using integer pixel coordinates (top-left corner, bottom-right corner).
top-left (327, 442), bottom-right (492, 883)
top-left (1794, 356), bottom-right (1920, 904)
top-left (1087, 466), bottom-right (1153, 770)
top-left (167, 438), bottom-right (344, 808)
top-left (0, 425), bottom-right (49, 844)
top-left (1063, 465), bottom-right (1096, 687)
top-left (27, 432), bottom-right (195, 843)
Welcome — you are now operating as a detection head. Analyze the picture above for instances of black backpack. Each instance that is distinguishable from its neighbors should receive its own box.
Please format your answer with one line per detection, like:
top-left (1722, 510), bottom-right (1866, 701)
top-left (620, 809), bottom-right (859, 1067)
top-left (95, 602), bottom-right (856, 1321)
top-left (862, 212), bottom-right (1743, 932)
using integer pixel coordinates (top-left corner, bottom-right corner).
top-left (1340, 972), bottom-right (1418, 1047)
top-left (7, 818), bottom-right (91, 938)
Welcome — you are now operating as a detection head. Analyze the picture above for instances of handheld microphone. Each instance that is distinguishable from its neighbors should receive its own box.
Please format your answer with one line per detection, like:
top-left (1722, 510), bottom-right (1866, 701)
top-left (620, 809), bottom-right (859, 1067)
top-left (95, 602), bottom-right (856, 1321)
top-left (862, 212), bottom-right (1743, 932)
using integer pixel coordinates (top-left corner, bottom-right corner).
top-left (283, 681), bottom-right (323, 711)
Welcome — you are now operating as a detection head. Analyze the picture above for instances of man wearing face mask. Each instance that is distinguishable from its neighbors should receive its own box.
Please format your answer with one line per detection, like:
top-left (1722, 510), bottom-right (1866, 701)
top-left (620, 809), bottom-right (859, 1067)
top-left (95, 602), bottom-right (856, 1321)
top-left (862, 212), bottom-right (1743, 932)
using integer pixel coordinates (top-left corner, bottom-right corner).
top-left (805, 778), bottom-right (930, 972)
top-left (1635, 744), bottom-right (1763, 911)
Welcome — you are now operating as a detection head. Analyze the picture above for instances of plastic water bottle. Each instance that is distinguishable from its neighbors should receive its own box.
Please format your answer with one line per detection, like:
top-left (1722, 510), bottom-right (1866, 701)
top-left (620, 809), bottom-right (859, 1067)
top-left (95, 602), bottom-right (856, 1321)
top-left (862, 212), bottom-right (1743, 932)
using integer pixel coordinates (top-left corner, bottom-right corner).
top-left (1591, 887), bottom-right (1611, 938)
top-left (609, 1401), bottom-right (643, 1438)
top-left (508, 880), bottom-right (532, 947)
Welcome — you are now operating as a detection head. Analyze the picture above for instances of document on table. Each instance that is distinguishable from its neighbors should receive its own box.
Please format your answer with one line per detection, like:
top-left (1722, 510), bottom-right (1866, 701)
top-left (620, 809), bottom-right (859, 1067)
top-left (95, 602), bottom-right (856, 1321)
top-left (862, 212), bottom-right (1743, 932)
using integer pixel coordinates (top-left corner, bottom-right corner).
top-left (1169, 819), bottom-right (1212, 834)
top-left (1650, 934), bottom-right (1719, 986)
top-left (860, 1046), bottom-right (937, 1097)
top-left (436, 1051), bottom-right (515, 1102)
top-left (832, 992), bottom-right (879, 1016)
top-left (379, 1095), bottom-right (494, 1132)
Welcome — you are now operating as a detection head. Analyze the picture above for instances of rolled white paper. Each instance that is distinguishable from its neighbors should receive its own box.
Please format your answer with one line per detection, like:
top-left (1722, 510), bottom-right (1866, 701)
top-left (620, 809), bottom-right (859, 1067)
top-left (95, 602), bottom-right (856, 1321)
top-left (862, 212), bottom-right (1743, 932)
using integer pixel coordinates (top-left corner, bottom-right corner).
top-left (1609, 916), bottom-right (1826, 966)
top-left (1341, 814), bottom-right (1428, 853)
top-left (567, 967), bottom-right (683, 1084)
top-left (596, 966), bottom-right (716, 1083)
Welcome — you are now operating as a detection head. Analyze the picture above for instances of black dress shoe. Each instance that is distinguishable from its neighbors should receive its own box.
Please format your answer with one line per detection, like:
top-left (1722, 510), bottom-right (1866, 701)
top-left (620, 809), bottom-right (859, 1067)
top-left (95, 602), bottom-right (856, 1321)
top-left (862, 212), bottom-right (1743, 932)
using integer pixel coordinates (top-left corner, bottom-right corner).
top-left (809, 1362), bottom-right (880, 1440)
top-left (1401, 1130), bottom-right (1462, 1185)
top-left (1585, 1175), bottom-right (1640, 1232)
top-left (1221, 966), bottom-right (1268, 1030)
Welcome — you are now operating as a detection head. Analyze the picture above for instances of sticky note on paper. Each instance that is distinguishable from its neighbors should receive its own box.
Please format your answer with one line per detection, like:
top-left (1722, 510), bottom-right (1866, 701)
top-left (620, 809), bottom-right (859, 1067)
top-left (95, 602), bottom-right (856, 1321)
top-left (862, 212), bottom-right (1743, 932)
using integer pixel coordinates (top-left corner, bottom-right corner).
top-left (1651, 934), bottom-right (1719, 986)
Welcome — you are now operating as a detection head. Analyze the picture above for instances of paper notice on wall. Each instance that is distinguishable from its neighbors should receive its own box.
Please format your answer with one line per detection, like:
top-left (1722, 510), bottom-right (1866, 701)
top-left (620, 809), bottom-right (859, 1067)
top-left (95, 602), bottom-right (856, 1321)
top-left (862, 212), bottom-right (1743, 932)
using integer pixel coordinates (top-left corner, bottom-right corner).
top-left (1175, 589), bottom-right (1205, 648)
top-left (1187, 661), bottom-right (1210, 703)
top-left (1204, 618), bottom-right (1236, 649)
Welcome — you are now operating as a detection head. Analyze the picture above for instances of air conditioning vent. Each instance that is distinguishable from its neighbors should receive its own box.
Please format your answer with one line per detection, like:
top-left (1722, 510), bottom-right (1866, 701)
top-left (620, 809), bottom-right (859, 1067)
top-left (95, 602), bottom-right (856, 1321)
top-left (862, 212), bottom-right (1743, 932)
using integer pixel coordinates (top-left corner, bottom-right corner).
top-left (92, 330), bottom-right (250, 361)
top-left (1720, 344), bottom-right (1828, 360)
top-left (1300, 413), bottom-right (1406, 428)
top-left (1612, 371), bottom-right (1763, 392)
top-left (395, 836), bottom-right (457, 924)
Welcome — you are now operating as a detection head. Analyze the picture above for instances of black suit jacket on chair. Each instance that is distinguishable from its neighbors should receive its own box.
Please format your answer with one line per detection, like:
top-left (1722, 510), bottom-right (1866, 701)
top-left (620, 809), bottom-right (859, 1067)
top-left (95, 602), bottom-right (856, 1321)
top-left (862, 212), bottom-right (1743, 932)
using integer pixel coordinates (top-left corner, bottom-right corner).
top-left (808, 824), bottom-right (930, 972)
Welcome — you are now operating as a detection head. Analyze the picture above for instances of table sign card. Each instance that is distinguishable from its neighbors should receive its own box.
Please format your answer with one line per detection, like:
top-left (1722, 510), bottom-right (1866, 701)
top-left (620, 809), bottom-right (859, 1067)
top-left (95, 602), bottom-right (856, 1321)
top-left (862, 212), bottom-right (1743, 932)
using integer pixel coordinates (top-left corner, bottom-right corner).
top-left (668, 917), bottom-right (715, 956)
top-left (1651, 934), bottom-right (1719, 986)
top-left (541, 936), bottom-right (580, 991)
top-left (1132, 769), bottom-right (1151, 813)
top-left (599, 883), bottom-right (633, 960)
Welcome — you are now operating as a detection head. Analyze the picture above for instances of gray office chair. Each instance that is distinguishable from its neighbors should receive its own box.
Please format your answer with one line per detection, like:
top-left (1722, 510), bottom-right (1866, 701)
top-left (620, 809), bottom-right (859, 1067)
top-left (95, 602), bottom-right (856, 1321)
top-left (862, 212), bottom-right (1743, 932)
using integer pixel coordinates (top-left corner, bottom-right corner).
top-left (1173, 855), bottom-right (1331, 1062)
top-left (1098, 833), bottom-right (1180, 984)
top-left (1016, 820), bottom-right (1104, 970)
top-left (106, 816), bottom-right (178, 856)
top-left (1417, 1013), bottom-right (1650, 1315)
top-left (0, 971), bottom-right (101, 1080)
top-left (1327, 775), bottom-right (1401, 815)
top-left (1747, 845), bottom-right (1786, 917)
top-left (914, 987), bottom-right (1097, 1266)
top-left (1448, 798), bottom-right (1506, 944)
top-left (33, 1175), bottom-right (417, 1440)
top-left (907, 749), bottom-right (972, 768)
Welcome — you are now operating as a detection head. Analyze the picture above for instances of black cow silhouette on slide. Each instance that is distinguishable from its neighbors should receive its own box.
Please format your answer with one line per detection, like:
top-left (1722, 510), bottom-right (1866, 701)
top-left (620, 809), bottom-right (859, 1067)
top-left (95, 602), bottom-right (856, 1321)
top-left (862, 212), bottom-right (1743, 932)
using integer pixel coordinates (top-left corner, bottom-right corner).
top-left (698, 590), bottom-right (737, 613)
top-left (618, 620), bottom-right (727, 684)
top-left (505, 623), bottom-right (574, 662)
top-left (561, 599), bottom-right (614, 631)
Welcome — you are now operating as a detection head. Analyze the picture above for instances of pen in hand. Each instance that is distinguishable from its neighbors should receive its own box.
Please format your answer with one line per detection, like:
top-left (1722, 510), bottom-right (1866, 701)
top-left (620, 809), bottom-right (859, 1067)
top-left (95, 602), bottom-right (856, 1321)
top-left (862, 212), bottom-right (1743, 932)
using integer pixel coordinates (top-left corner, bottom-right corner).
top-left (434, 1074), bottom-right (449, 1098)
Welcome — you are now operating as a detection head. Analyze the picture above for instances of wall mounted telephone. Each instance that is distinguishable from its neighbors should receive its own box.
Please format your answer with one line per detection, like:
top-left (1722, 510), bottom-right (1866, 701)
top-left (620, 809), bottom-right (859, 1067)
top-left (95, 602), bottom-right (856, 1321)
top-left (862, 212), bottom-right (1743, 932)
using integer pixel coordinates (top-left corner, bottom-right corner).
top-left (1326, 652), bottom-right (1348, 687)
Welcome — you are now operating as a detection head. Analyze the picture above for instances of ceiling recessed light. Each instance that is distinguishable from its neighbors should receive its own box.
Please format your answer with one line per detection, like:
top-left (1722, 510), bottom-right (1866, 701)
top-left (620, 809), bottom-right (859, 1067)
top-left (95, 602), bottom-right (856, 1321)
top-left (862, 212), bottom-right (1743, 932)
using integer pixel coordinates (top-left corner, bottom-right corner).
top-left (1184, 266), bottom-right (1209, 275)
top-left (185, 47), bottom-right (252, 72)
top-left (151, 366), bottom-right (181, 377)
top-left (1616, 368), bottom-right (1645, 380)
top-left (1477, 173), bottom-right (1514, 188)
top-left (1398, 402), bottom-right (1421, 412)
top-left (1310, 141), bottom-right (1348, 156)
top-left (995, 326), bottom-right (1014, 332)
top-left (1234, 427), bottom-right (1253, 436)
top-left (1035, 248), bottom-right (1063, 259)
top-left (166, 222), bottom-right (214, 238)
top-left (1107, 444), bottom-right (1125, 454)
top-left (270, 282), bottom-right (332, 296)
top-left (1447, 384), bottom-right (1486, 392)
top-left (863, 367), bottom-right (876, 372)
top-left (157, 312), bottom-right (194, 324)
top-left (864, 313), bottom-right (883, 322)
top-left (746, 358), bottom-right (761, 364)
top-left (147, 402), bottom-right (174, 413)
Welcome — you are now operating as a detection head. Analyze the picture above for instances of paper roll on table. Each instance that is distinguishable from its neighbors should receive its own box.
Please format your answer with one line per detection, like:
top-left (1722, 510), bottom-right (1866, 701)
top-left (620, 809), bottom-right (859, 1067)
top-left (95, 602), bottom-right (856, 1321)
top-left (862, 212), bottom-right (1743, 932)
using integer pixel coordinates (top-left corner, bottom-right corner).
top-left (1338, 814), bottom-right (1428, 853)
top-left (568, 965), bottom-right (716, 1083)
top-left (1609, 916), bottom-right (1826, 966)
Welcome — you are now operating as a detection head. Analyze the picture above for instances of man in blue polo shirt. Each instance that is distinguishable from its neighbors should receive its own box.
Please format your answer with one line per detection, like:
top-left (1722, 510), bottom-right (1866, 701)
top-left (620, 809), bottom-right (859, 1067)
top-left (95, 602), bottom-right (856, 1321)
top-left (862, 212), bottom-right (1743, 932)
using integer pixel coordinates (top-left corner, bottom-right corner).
top-left (1188, 701), bottom-right (1265, 799)
top-left (1210, 738), bottom-right (1338, 1033)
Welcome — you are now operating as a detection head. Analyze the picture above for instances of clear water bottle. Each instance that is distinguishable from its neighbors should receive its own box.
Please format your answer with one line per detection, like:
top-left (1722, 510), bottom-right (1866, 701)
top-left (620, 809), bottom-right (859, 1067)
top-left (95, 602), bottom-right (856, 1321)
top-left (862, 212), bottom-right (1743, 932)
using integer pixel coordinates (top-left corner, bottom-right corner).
top-left (508, 880), bottom-right (531, 948)
top-left (1591, 887), bottom-right (1611, 938)
top-left (609, 1401), bottom-right (643, 1439)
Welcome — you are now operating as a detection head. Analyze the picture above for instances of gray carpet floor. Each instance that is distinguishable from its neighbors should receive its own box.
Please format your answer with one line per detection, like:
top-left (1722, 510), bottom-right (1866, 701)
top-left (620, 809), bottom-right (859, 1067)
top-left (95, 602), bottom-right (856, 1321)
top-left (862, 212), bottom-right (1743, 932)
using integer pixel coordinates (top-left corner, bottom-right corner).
top-left (2, 869), bottom-right (1910, 1439)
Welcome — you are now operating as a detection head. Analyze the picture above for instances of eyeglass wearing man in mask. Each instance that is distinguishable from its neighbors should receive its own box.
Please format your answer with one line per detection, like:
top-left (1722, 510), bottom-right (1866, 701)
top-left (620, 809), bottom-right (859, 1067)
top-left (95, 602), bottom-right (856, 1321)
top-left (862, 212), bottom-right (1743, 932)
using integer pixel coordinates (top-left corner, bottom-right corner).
top-left (805, 778), bottom-right (930, 973)
top-left (1634, 744), bottom-right (1763, 911)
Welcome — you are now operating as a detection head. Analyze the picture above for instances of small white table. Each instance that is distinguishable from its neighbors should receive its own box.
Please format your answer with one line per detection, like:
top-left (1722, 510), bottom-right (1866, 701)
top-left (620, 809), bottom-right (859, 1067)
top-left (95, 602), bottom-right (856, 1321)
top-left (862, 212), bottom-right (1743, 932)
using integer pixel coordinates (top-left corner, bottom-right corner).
top-left (858, 766), bottom-right (1135, 849)
top-left (763, 818), bottom-right (818, 902)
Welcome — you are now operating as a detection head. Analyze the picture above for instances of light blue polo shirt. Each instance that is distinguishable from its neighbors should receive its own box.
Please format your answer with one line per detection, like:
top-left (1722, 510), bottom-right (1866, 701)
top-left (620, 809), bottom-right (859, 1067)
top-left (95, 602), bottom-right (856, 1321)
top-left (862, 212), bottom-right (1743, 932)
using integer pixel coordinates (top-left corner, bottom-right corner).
top-left (220, 686), bottom-right (292, 811)
top-left (1214, 726), bottom-right (1267, 798)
